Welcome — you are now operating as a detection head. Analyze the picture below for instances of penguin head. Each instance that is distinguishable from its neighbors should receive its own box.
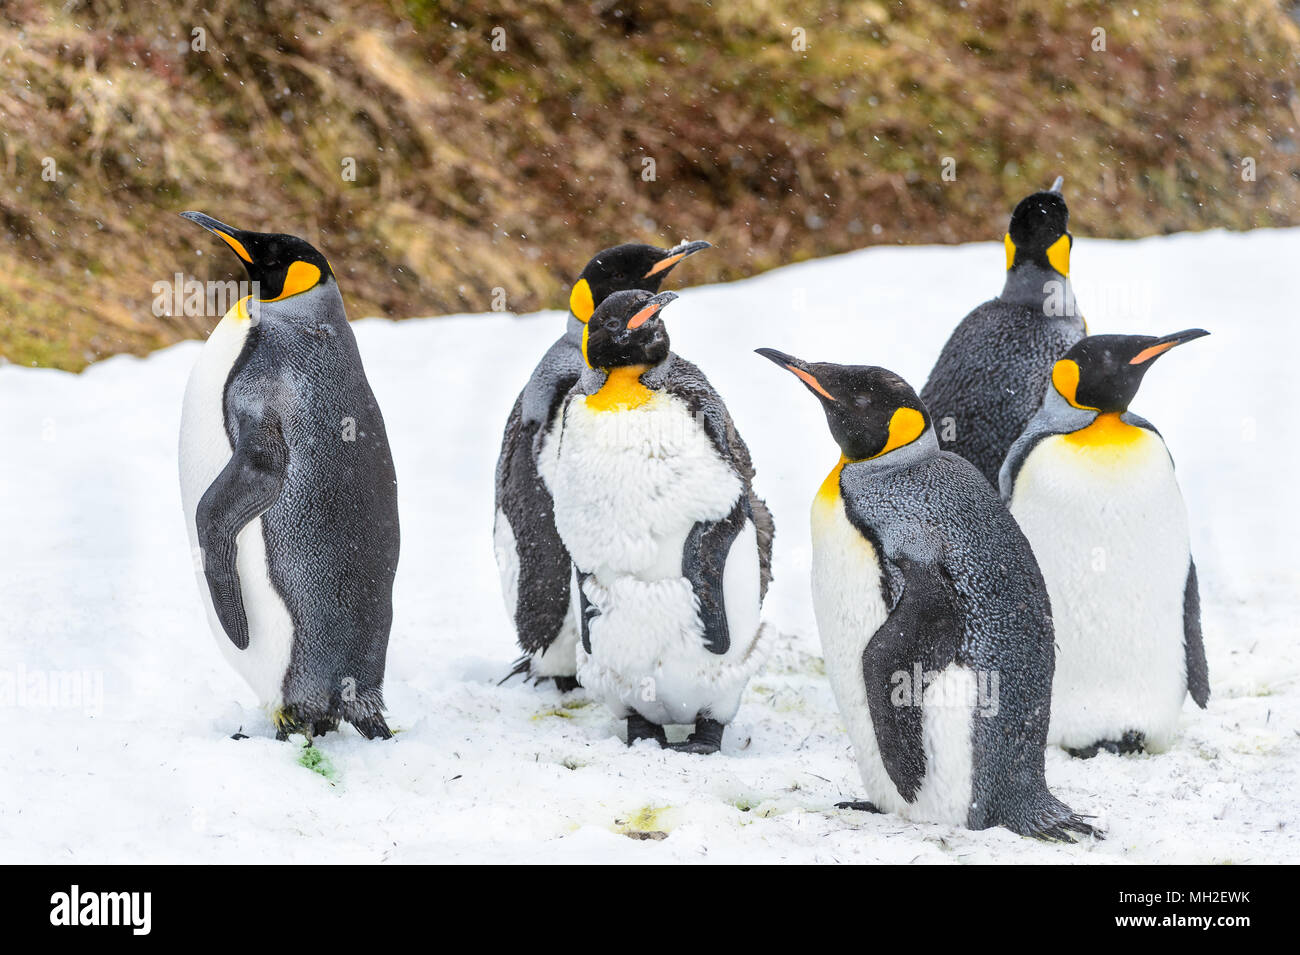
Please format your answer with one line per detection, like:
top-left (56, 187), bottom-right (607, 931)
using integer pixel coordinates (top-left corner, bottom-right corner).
top-left (1051, 328), bottom-right (1210, 413)
top-left (582, 290), bottom-right (677, 369)
top-left (180, 211), bottom-right (334, 302)
top-left (756, 349), bottom-right (932, 463)
top-left (568, 240), bottom-right (709, 323)
top-left (1004, 177), bottom-right (1071, 277)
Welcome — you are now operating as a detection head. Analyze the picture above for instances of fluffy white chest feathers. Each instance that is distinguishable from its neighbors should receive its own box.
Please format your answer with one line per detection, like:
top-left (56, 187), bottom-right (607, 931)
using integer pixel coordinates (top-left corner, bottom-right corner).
top-left (549, 390), bottom-right (741, 577)
top-left (1009, 422), bottom-right (1192, 749)
top-left (177, 304), bottom-right (294, 708)
top-left (551, 386), bottom-right (765, 726)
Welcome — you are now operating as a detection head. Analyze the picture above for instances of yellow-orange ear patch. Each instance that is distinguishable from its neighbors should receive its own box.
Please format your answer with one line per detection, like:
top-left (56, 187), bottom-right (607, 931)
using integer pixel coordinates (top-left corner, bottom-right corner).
top-left (1004, 234), bottom-right (1016, 271)
top-left (870, 406), bottom-right (926, 459)
top-left (214, 229), bottom-right (253, 264)
top-left (569, 278), bottom-right (595, 323)
top-left (1052, 358), bottom-right (1099, 410)
top-left (1046, 233), bottom-right (1071, 276)
top-left (790, 366), bottom-right (835, 401)
top-left (262, 261), bottom-right (321, 302)
top-left (1130, 341), bottom-right (1177, 365)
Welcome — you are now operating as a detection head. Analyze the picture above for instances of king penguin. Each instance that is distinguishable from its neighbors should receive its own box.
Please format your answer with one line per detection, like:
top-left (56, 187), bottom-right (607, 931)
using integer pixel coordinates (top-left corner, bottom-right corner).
top-left (920, 178), bottom-right (1086, 485)
top-left (545, 290), bottom-right (774, 753)
top-left (1000, 330), bottom-right (1211, 757)
top-left (177, 212), bottom-right (399, 740)
top-left (494, 241), bottom-right (710, 690)
top-left (757, 348), bottom-right (1097, 839)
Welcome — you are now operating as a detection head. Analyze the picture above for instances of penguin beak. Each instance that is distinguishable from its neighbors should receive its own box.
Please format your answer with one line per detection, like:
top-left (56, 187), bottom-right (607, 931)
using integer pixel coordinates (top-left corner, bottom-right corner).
top-left (644, 240), bottom-right (712, 278)
top-left (1129, 328), bottom-right (1210, 365)
top-left (627, 291), bottom-right (678, 330)
top-left (1049, 176), bottom-right (1064, 195)
top-left (180, 211), bottom-right (254, 265)
top-left (755, 348), bottom-right (837, 402)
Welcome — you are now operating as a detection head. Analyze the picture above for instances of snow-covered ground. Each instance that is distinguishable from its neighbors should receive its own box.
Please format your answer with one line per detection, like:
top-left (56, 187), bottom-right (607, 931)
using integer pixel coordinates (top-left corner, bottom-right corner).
top-left (1, 228), bottom-right (1296, 863)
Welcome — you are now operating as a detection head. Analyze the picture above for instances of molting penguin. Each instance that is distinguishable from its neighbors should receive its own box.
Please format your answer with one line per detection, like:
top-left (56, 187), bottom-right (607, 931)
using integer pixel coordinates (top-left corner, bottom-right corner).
top-left (758, 348), bottom-right (1097, 839)
top-left (920, 178), bottom-right (1086, 485)
top-left (999, 330), bottom-right (1211, 758)
top-left (177, 212), bottom-right (399, 741)
top-left (494, 241), bottom-right (710, 691)
top-left (546, 290), bottom-right (774, 753)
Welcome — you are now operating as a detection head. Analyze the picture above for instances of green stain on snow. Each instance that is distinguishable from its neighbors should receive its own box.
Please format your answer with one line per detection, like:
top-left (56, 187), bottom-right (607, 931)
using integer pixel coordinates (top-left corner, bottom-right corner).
top-left (297, 745), bottom-right (337, 780)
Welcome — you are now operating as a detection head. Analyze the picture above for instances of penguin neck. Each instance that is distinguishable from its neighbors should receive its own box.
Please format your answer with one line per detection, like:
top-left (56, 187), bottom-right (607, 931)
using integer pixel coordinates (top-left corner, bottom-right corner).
top-left (1000, 262), bottom-right (1076, 313)
top-left (248, 279), bottom-right (347, 328)
top-left (563, 312), bottom-right (585, 344)
top-left (834, 427), bottom-right (940, 487)
top-left (586, 363), bottom-right (655, 412)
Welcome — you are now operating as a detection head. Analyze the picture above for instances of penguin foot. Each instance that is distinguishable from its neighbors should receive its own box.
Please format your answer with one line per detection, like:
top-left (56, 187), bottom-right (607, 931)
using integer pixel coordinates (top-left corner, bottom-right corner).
top-left (626, 714), bottom-right (668, 748)
top-left (835, 800), bottom-right (883, 813)
top-left (552, 675), bottom-right (582, 693)
top-left (1068, 731), bottom-right (1146, 759)
top-left (312, 718), bottom-right (339, 738)
top-left (351, 713), bottom-right (394, 741)
top-left (669, 718), bottom-right (724, 755)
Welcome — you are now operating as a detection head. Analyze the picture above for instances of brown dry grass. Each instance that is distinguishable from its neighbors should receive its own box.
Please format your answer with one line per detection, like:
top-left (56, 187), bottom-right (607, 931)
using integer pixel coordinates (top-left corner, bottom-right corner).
top-left (2, 0), bottom-right (1298, 369)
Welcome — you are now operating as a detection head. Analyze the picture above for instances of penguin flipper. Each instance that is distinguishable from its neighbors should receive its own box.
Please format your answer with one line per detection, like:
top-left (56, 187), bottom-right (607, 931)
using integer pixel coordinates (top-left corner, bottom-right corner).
top-left (683, 498), bottom-right (749, 655)
top-left (195, 413), bottom-right (289, 650)
top-left (1183, 559), bottom-right (1210, 708)
top-left (495, 395), bottom-right (575, 659)
top-left (861, 557), bottom-right (963, 803)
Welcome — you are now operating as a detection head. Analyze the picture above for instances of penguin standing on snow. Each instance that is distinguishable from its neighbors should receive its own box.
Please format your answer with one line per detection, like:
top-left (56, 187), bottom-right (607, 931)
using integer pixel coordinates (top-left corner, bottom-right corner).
top-left (546, 290), bottom-right (774, 753)
top-left (757, 349), bottom-right (1096, 839)
top-left (1000, 330), bottom-right (1211, 758)
top-left (920, 178), bottom-right (1086, 485)
top-left (495, 241), bottom-right (710, 690)
top-left (177, 212), bottom-right (399, 740)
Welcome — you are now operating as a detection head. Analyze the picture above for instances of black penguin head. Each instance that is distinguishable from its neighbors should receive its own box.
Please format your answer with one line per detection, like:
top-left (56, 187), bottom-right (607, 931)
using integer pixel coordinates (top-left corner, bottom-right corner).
top-left (180, 211), bottom-right (334, 302)
top-left (1005, 177), bottom-right (1071, 277)
top-left (1051, 329), bottom-right (1210, 413)
top-left (568, 240), bottom-right (709, 323)
top-left (756, 349), bottom-right (931, 462)
top-left (582, 290), bottom-right (677, 369)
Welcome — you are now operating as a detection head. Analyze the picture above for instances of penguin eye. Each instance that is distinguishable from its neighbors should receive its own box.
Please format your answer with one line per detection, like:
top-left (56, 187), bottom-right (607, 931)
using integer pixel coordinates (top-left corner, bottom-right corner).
top-left (605, 318), bottom-right (620, 331)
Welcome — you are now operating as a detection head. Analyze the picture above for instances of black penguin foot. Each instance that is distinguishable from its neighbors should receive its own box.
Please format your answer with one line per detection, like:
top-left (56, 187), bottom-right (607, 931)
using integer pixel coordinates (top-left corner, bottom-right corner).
top-left (835, 800), bottom-right (884, 813)
top-left (552, 675), bottom-right (582, 693)
top-left (351, 713), bottom-right (394, 741)
top-left (1068, 730), bottom-right (1146, 759)
top-left (312, 718), bottom-right (339, 738)
top-left (669, 718), bottom-right (725, 755)
top-left (626, 713), bottom-right (668, 747)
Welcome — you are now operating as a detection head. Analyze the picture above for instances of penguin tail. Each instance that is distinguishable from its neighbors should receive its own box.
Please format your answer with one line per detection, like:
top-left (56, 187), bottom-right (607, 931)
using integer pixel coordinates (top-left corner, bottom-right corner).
top-left (498, 654), bottom-right (534, 686)
top-left (351, 712), bottom-right (393, 741)
top-left (1016, 794), bottom-right (1104, 843)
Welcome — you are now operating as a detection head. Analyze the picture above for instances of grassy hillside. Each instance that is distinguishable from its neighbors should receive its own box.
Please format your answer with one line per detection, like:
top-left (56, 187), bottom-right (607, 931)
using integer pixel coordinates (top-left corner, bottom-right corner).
top-left (2, 0), bottom-right (1298, 369)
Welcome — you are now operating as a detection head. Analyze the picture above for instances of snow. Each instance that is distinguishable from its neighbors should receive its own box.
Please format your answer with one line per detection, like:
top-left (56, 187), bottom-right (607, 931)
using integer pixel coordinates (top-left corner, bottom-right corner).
top-left (1, 228), bottom-right (1296, 864)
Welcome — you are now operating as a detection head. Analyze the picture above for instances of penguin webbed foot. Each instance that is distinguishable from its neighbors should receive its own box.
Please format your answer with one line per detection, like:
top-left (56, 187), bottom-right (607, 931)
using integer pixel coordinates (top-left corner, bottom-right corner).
top-left (1067, 730), bottom-right (1146, 760)
top-left (835, 800), bottom-right (884, 813)
top-left (552, 675), bottom-right (582, 693)
top-left (626, 713), bottom-right (668, 748)
top-left (668, 717), bottom-right (724, 755)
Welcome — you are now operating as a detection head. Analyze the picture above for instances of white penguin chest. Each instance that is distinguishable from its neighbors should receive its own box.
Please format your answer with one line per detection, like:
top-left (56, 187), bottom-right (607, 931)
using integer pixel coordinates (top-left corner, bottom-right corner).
top-left (1009, 421), bottom-right (1191, 747)
top-left (178, 303), bottom-right (294, 707)
top-left (549, 388), bottom-right (741, 579)
top-left (810, 476), bottom-right (974, 824)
